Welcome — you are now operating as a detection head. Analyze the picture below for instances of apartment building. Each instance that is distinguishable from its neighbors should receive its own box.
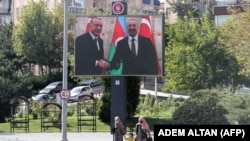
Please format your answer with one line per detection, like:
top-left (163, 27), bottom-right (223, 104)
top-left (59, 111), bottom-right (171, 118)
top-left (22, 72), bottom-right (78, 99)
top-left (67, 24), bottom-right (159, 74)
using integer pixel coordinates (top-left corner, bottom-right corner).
top-left (0, 0), bottom-right (12, 24)
top-left (161, 0), bottom-right (250, 26)
top-left (11, 0), bottom-right (161, 24)
top-left (161, 0), bottom-right (213, 24)
top-left (213, 0), bottom-right (250, 26)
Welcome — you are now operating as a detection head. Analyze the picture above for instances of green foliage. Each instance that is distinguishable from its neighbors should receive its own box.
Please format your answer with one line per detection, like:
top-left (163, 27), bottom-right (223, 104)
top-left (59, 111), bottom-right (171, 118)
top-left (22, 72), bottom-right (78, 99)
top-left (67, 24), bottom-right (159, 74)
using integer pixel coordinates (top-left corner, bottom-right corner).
top-left (136, 94), bottom-right (180, 118)
top-left (220, 93), bottom-right (250, 124)
top-left (164, 14), bottom-right (240, 93)
top-left (0, 23), bottom-right (22, 77)
top-left (67, 105), bottom-right (76, 117)
top-left (29, 102), bottom-right (43, 119)
top-left (98, 92), bottom-right (111, 123)
top-left (172, 89), bottom-right (229, 124)
top-left (169, 0), bottom-right (200, 19)
top-left (126, 77), bottom-right (141, 117)
top-left (12, 1), bottom-right (62, 70)
top-left (219, 8), bottom-right (250, 87)
top-left (98, 77), bottom-right (141, 122)
top-left (0, 76), bottom-right (28, 122)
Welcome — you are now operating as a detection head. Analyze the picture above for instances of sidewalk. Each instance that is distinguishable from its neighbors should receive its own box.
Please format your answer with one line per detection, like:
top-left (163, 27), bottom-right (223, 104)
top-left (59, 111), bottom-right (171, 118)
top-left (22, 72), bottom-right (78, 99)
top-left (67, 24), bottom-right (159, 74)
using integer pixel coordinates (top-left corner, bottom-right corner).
top-left (0, 132), bottom-right (154, 141)
top-left (0, 132), bottom-right (113, 141)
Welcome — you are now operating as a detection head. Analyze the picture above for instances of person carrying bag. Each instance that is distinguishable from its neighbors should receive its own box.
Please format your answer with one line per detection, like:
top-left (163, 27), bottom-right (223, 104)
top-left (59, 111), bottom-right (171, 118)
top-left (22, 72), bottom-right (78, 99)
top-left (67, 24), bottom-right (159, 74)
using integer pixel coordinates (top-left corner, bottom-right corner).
top-left (135, 116), bottom-right (153, 141)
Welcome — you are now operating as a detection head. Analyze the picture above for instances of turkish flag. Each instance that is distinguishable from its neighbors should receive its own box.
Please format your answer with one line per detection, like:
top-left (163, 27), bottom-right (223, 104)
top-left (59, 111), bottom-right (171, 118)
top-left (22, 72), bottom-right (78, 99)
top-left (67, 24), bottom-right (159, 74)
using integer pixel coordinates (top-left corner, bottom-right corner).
top-left (139, 15), bottom-right (161, 75)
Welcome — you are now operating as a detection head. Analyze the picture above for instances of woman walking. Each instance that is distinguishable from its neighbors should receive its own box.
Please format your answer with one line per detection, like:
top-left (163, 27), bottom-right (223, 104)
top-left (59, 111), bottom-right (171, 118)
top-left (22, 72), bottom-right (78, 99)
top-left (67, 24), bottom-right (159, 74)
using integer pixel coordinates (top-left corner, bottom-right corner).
top-left (135, 116), bottom-right (150, 141)
top-left (111, 116), bottom-right (125, 141)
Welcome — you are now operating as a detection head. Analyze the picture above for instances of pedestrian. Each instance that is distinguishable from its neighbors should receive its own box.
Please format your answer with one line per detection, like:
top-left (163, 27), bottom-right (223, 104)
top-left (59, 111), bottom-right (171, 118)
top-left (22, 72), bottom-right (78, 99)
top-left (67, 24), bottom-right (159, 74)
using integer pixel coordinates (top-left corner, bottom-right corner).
top-left (111, 116), bottom-right (126, 141)
top-left (75, 17), bottom-right (109, 75)
top-left (123, 132), bottom-right (136, 141)
top-left (135, 116), bottom-right (150, 141)
top-left (110, 18), bottom-right (158, 75)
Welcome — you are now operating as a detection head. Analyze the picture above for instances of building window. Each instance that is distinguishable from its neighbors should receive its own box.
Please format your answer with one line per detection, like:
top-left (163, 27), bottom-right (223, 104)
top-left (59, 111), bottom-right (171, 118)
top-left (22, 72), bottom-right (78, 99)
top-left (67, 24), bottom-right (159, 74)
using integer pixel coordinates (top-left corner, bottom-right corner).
top-left (54, 0), bottom-right (58, 6)
top-left (99, 2), bottom-right (104, 9)
top-left (0, 16), bottom-right (2, 24)
top-left (46, 0), bottom-right (50, 9)
top-left (143, 0), bottom-right (151, 4)
top-left (0, 0), bottom-right (3, 7)
top-left (75, 0), bottom-right (84, 8)
top-left (16, 7), bottom-right (20, 19)
top-left (75, 0), bottom-right (85, 8)
top-left (165, 8), bottom-right (171, 18)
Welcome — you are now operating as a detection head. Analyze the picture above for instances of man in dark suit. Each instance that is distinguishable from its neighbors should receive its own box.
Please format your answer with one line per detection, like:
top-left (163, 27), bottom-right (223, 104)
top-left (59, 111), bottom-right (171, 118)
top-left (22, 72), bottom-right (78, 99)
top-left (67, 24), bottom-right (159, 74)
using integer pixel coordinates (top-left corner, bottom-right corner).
top-left (75, 17), bottom-right (109, 75)
top-left (110, 19), bottom-right (158, 75)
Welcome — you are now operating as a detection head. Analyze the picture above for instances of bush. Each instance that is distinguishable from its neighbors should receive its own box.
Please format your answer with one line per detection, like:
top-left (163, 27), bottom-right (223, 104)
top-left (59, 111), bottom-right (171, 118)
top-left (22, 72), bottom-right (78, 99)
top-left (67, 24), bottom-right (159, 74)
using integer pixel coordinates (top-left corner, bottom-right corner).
top-left (98, 92), bottom-right (111, 123)
top-left (172, 89), bottom-right (229, 124)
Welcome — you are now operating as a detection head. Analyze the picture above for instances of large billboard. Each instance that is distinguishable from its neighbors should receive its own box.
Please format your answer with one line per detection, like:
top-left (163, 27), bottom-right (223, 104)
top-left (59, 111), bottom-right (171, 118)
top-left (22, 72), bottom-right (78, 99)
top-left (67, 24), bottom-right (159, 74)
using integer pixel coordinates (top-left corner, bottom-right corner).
top-left (74, 15), bottom-right (164, 76)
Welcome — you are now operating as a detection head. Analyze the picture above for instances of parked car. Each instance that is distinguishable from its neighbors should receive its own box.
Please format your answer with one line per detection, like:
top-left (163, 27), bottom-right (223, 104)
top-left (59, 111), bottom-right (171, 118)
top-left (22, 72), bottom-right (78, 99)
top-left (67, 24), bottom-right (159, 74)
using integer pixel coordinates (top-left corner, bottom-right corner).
top-left (79, 79), bottom-right (101, 88)
top-left (29, 93), bottom-right (53, 103)
top-left (39, 81), bottom-right (75, 99)
top-left (68, 86), bottom-right (94, 102)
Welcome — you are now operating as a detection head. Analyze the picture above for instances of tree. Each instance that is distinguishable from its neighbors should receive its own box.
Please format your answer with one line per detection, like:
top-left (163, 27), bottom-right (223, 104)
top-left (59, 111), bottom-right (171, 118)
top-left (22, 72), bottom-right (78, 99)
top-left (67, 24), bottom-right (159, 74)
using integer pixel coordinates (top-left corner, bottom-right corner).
top-left (219, 7), bottom-right (250, 87)
top-left (164, 14), bottom-right (239, 93)
top-left (0, 23), bottom-right (22, 76)
top-left (98, 77), bottom-right (141, 123)
top-left (12, 1), bottom-right (60, 73)
top-left (168, 0), bottom-right (200, 19)
top-left (0, 23), bottom-right (33, 122)
top-left (172, 89), bottom-right (229, 124)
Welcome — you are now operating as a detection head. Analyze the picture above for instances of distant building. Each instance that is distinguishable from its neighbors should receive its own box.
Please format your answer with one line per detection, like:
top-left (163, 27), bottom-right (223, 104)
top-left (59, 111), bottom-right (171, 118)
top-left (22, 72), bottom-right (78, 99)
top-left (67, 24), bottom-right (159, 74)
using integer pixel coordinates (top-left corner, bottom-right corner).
top-left (11, 0), bottom-right (161, 24)
top-left (0, 0), bottom-right (12, 24)
top-left (161, 0), bottom-right (250, 26)
top-left (213, 0), bottom-right (250, 26)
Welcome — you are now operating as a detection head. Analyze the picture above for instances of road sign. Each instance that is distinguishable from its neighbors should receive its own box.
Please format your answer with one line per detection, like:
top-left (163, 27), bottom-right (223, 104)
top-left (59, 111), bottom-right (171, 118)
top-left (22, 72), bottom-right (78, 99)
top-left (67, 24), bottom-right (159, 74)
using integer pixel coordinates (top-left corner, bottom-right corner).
top-left (59, 89), bottom-right (71, 100)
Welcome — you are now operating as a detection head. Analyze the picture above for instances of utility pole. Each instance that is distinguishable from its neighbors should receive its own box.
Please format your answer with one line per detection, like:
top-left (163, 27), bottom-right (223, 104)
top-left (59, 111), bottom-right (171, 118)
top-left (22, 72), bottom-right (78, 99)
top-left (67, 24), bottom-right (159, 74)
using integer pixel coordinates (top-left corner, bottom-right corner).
top-left (61, 0), bottom-right (68, 141)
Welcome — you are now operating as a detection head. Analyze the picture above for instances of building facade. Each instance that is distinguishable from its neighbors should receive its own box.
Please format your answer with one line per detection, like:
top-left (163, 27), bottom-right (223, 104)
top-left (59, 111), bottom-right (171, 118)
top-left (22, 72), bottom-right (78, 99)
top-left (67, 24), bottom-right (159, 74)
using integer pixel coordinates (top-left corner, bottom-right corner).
top-left (11, 0), bottom-right (161, 24)
top-left (161, 0), bottom-right (250, 26)
top-left (0, 0), bottom-right (12, 24)
top-left (213, 0), bottom-right (250, 26)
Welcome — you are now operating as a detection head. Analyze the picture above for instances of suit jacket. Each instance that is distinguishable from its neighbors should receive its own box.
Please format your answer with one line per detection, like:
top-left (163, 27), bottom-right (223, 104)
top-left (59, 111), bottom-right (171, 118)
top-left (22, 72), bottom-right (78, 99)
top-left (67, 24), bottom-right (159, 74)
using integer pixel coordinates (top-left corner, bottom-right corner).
top-left (110, 36), bottom-right (158, 75)
top-left (75, 32), bottom-right (104, 75)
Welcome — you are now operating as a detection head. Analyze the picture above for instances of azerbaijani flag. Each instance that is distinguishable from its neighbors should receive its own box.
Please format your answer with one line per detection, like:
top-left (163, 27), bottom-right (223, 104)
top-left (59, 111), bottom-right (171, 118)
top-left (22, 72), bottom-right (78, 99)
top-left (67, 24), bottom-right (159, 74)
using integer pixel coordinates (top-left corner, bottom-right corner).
top-left (108, 16), bottom-right (127, 75)
top-left (139, 15), bottom-right (161, 75)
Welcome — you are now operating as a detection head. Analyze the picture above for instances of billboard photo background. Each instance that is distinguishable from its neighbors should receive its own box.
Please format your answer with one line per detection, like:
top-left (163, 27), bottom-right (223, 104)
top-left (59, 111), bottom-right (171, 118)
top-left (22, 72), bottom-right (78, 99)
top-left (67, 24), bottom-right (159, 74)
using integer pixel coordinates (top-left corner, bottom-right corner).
top-left (74, 15), bottom-right (164, 76)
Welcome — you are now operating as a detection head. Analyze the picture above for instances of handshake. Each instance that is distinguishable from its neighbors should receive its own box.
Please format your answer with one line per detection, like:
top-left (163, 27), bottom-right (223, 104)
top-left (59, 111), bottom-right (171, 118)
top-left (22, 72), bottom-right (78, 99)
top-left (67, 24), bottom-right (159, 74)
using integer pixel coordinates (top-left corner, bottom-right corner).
top-left (96, 59), bottom-right (110, 70)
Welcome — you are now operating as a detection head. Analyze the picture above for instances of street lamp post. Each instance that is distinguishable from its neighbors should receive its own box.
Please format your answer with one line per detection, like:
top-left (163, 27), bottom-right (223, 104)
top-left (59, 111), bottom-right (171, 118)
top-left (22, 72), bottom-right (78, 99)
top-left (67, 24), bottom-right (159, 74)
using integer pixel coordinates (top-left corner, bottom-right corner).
top-left (61, 0), bottom-right (68, 141)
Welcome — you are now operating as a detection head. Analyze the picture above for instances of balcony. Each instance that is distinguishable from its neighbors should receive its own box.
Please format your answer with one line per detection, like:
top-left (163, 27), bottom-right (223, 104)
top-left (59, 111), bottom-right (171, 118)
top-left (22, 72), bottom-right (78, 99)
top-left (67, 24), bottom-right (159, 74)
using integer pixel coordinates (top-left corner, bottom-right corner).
top-left (213, 0), bottom-right (250, 15)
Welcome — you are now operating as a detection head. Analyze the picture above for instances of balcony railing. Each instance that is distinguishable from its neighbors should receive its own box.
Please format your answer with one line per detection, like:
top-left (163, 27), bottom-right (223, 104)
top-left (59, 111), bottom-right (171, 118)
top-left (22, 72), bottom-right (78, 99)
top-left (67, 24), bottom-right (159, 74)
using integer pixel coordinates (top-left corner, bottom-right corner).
top-left (215, 0), bottom-right (250, 6)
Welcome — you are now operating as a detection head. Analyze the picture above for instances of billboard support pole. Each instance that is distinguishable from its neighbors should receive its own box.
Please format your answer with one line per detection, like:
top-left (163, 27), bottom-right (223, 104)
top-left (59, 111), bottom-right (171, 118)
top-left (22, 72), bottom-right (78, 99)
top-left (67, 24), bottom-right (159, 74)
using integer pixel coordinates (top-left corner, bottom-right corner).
top-left (61, 0), bottom-right (68, 141)
top-left (110, 1), bottom-right (128, 132)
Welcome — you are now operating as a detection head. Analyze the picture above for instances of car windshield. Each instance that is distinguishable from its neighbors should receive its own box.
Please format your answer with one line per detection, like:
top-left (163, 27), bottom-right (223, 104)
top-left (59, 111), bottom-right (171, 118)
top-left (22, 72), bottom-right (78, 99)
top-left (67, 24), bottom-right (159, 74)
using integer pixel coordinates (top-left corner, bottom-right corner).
top-left (45, 82), bottom-right (61, 88)
top-left (32, 94), bottom-right (45, 100)
top-left (71, 87), bottom-right (82, 93)
top-left (81, 80), bottom-right (91, 85)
